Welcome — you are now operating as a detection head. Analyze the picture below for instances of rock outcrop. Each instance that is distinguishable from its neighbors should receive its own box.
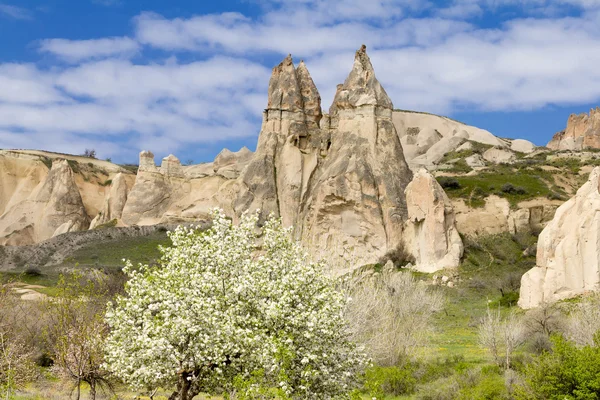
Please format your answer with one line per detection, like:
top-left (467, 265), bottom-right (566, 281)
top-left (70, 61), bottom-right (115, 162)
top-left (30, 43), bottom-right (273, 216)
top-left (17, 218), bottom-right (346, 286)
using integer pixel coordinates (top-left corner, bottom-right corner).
top-left (519, 167), bottom-right (600, 308)
top-left (548, 108), bottom-right (600, 151)
top-left (404, 169), bottom-right (463, 272)
top-left (89, 173), bottom-right (133, 229)
top-left (234, 55), bottom-right (323, 227)
top-left (0, 159), bottom-right (90, 245)
top-left (298, 46), bottom-right (413, 268)
top-left (121, 152), bottom-right (187, 226)
top-left (393, 111), bottom-right (536, 169)
top-left (452, 196), bottom-right (559, 237)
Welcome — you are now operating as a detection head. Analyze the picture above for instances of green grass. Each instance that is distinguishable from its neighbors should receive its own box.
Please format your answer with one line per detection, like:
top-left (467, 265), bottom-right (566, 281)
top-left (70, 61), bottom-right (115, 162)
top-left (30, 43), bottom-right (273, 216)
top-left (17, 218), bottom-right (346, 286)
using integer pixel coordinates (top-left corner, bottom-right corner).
top-left (425, 233), bottom-right (536, 363)
top-left (65, 231), bottom-right (172, 267)
top-left (438, 164), bottom-right (554, 207)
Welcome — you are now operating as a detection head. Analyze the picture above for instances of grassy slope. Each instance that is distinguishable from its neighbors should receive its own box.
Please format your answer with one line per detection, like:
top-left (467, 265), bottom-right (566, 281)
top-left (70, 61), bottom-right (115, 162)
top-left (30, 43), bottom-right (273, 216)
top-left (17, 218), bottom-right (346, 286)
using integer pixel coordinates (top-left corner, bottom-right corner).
top-left (437, 147), bottom-right (600, 208)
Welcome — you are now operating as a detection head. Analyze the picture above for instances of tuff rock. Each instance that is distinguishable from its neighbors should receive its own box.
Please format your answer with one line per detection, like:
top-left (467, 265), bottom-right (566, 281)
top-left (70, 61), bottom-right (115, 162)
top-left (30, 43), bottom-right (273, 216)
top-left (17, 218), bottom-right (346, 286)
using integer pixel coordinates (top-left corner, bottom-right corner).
top-left (403, 169), bottom-right (463, 273)
top-left (519, 167), bottom-right (600, 308)
top-left (547, 107), bottom-right (600, 150)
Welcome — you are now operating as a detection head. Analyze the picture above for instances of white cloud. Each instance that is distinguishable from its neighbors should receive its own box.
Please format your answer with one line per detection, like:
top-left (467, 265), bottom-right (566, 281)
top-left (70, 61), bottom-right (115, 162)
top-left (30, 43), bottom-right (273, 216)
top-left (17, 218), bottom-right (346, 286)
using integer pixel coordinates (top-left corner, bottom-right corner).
top-left (39, 37), bottom-right (140, 63)
top-left (134, 12), bottom-right (472, 56)
top-left (0, 57), bottom-right (270, 161)
top-left (4, 1), bottom-right (600, 160)
top-left (0, 3), bottom-right (32, 20)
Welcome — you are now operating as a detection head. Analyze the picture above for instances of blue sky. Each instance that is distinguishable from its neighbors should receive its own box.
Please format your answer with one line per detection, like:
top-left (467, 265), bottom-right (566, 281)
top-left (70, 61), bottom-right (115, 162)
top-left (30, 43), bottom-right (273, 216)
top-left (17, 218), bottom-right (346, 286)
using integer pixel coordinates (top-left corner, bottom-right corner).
top-left (1, 0), bottom-right (600, 164)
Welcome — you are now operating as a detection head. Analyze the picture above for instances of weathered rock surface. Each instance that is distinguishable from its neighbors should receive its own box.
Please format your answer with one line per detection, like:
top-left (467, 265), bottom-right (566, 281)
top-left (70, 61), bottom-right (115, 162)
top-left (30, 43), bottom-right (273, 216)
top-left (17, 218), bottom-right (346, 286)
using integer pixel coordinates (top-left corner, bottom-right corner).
top-left (213, 147), bottom-right (253, 179)
top-left (482, 147), bottom-right (516, 164)
top-left (89, 173), bottom-right (134, 229)
top-left (121, 152), bottom-right (187, 226)
top-left (404, 169), bottom-right (463, 272)
top-left (548, 107), bottom-right (600, 150)
top-left (0, 159), bottom-right (90, 245)
top-left (519, 167), bottom-right (600, 308)
top-left (511, 139), bottom-right (536, 154)
top-left (298, 46), bottom-right (413, 268)
top-left (452, 196), bottom-right (559, 237)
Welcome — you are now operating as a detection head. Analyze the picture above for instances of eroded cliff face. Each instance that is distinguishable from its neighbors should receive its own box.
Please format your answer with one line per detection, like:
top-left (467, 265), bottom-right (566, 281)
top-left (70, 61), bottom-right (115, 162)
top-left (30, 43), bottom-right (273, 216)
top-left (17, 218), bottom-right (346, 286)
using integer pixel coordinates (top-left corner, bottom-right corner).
top-left (548, 108), bottom-right (600, 151)
top-left (0, 159), bottom-right (90, 245)
top-left (404, 169), bottom-right (463, 273)
top-left (519, 167), bottom-right (600, 308)
top-left (297, 46), bottom-right (413, 268)
top-left (233, 56), bottom-right (323, 228)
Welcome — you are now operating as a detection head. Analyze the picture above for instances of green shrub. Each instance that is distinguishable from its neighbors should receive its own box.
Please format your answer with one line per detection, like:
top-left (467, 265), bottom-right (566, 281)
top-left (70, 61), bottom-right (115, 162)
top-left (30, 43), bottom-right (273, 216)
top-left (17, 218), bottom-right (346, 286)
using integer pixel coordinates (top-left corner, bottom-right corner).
top-left (364, 365), bottom-right (417, 398)
top-left (66, 159), bottom-right (80, 173)
top-left (515, 335), bottom-right (600, 399)
top-left (438, 177), bottom-right (461, 190)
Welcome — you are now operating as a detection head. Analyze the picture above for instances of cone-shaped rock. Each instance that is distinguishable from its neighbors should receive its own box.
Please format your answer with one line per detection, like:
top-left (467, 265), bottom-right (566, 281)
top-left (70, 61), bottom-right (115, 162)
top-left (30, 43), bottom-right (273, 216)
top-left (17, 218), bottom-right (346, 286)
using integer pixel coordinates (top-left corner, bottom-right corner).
top-left (331, 45), bottom-right (393, 112)
top-left (298, 45), bottom-right (413, 269)
top-left (235, 55), bottom-right (323, 227)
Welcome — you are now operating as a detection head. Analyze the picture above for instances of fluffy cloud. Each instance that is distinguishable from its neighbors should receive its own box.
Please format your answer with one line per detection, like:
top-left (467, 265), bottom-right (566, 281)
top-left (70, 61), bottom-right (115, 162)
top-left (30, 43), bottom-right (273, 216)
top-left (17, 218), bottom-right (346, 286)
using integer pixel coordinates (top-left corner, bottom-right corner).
top-left (2, 0), bottom-right (600, 161)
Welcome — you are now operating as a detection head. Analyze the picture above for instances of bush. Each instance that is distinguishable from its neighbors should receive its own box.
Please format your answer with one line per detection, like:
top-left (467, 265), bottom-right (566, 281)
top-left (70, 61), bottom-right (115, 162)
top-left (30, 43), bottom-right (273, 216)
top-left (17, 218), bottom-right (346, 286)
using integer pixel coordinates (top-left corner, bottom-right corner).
top-left (378, 243), bottom-right (415, 268)
top-left (23, 268), bottom-right (42, 277)
top-left (438, 177), bottom-right (461, 190)
top-left (515, 335), bottom-right (600, 399)
top-left (104, 210), bottom-right (367, 399)
top-left (364, 365), bottom-right (417, 398)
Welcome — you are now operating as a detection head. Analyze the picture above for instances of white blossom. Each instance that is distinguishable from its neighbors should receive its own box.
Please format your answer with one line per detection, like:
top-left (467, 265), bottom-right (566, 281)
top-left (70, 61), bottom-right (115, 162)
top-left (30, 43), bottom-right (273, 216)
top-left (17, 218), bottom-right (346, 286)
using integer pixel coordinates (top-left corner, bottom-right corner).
top-left (104, 209), bottom-right (367, 399)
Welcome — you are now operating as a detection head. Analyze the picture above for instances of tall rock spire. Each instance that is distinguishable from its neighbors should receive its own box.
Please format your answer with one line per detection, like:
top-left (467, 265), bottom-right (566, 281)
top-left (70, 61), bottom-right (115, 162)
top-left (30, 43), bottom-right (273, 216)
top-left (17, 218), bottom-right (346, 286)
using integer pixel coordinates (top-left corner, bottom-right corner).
top-left (331, 44), bottom-right (393, 112)
top-left (234, 54), bottom-right (323, 227)
top-left (298, 45), bottom-right (413, 268)
top-left (267, 54), bottom-right (303, 112)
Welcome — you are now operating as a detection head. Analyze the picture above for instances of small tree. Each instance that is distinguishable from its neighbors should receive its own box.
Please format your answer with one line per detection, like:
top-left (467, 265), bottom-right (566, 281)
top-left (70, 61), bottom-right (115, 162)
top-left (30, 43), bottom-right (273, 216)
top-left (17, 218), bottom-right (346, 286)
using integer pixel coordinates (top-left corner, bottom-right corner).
top-left (0, 286), bottom-right (37, 399)
top-left (104, 209), bottom-right (367, 400)
top-left (345, 270), bottom-right (443, 366)
top-left (44, 274), bottom-right (112, 400)
top-left (478, 308), bottom-right (524, 369)
top-left (83, 149), bottom-right (97, 159)
top-left (568, 294), bottom-right (600, 346)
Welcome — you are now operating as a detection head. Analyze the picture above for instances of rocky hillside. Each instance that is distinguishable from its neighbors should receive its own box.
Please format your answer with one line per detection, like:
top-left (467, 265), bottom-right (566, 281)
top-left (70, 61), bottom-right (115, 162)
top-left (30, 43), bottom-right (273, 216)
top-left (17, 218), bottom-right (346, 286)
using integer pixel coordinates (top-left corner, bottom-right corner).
top-left (548, 107), bottom-right (600, 150)
top-left (3, 45), bottom-right (597, 277)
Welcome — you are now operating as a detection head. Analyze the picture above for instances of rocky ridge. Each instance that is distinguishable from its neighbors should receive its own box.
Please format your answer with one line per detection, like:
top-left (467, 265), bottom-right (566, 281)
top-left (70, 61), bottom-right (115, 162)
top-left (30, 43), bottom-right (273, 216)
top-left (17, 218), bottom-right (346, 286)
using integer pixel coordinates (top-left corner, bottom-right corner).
top-left (548, 107), bottom-right (600, 151)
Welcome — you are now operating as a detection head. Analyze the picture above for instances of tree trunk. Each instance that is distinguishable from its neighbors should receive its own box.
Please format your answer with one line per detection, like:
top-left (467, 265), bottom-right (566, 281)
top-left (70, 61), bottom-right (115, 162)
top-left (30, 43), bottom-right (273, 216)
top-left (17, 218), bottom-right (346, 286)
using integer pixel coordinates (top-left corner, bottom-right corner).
top-left (88, 380), bottom-right (96, 400)
top-left (168, 373), bottom-right (192, 400)
top-left (76, 379), bottom-right (81, 400)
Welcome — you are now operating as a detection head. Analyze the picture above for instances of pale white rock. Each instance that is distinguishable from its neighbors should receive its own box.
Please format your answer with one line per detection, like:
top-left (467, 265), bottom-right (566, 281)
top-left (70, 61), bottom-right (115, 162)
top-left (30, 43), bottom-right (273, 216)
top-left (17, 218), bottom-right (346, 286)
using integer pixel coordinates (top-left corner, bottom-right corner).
top-left (482, 147), bottom-right (516, 164)
top-left (213, 147), bottom-right (253, 179)
top-left (121, 151), bottom-right (187, 226)
top-left (456, 142), bottom-right (474, 152)
top-left (403, 169), bottom-right (463, 273)
top-left (160, 154), bottom-right (184, 177)
top-left (519, 167), bottom-right (600, 308)
top-left (0, 159), bottom-right (90, 245)
top-left (510, 139), bottom-right (536, 154)
top-left (465, 154), bottom-right (485, 168)
top-left (89, 173), bottom-right (132, 229)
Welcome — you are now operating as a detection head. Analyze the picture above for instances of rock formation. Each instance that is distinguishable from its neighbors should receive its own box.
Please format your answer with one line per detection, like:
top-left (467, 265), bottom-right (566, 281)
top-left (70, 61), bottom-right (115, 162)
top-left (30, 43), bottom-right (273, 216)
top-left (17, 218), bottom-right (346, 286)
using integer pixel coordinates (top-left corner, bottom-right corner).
top-left (233, 46), bottom-right (414, 269)
top-left (0, 159), bottom-right (90, 245)
top-left (234, 55), bottom-right (323, 227)
top-left (89, 173), bottom-right (132, 229)
top-left (393, 111), bottom-right (535, 169)
top-left (519, 167), bottom-right (600, 308)
top-left (121, 152), bottom-right (187, 225)
top-left (297, 46), bottom-right (413, 268)
top-left (548, 107), bottom-right (600, 150)
top-left (404, 169), bottom-right (463, 272)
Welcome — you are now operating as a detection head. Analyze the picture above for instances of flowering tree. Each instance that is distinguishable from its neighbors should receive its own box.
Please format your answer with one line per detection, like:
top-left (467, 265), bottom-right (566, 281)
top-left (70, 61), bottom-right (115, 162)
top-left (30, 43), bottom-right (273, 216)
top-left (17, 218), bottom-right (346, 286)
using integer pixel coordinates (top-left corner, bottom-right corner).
top-left (104, 210), bottom-right (367, 400)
